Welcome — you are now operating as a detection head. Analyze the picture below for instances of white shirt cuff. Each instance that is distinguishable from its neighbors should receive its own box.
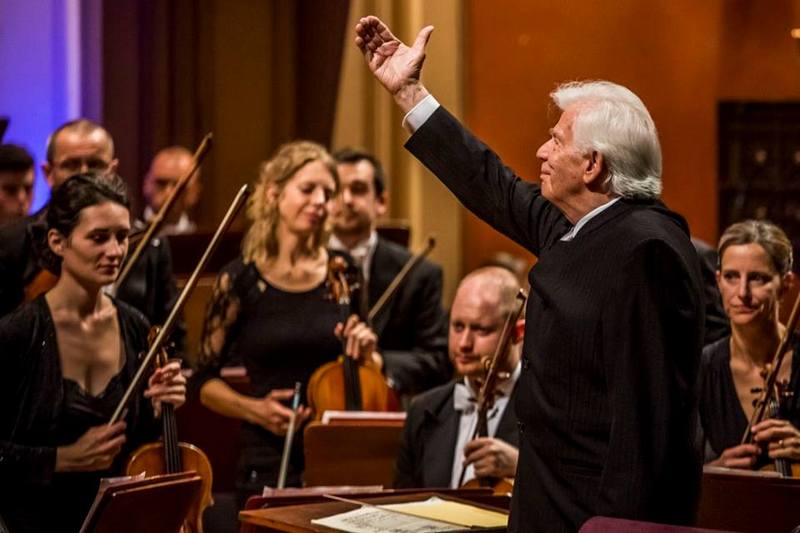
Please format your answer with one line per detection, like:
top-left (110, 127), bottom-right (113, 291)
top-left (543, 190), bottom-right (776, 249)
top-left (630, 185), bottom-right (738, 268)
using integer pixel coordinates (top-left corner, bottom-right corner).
top-left (402, 94), bottom-right (440, 133)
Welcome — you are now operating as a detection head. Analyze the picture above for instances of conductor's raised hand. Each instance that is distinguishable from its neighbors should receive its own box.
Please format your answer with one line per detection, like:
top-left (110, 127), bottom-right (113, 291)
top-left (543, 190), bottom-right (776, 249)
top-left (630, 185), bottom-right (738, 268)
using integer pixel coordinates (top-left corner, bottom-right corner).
top-left (355, 16), bottom-right (433, 109)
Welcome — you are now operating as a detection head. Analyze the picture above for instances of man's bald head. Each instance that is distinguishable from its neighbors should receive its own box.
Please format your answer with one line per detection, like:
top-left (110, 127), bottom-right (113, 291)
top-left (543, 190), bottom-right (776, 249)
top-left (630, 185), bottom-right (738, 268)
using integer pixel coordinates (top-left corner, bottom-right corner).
top-left (143, 146), bottom-right (201, 217)
top-left (449, 267), bottom-right (523, 379)
top-left (43, 119), bottom-right (117, 189)
top-left (455, 266), bottom-right (521, 319)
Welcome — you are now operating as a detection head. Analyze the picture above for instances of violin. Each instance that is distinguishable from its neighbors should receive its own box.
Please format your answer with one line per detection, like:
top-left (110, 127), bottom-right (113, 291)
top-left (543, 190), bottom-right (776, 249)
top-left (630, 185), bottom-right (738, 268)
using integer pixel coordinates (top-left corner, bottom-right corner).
top-left (125, 327), bottom-right (214, 533)
top-left (460, 289), bottom-right (527, 494)
top-left (107, 185), bottom-right (249, 528)
top-left (742, 286), bottom-right (800, 478)
top-left (306, 256), bottom-right (395, 418)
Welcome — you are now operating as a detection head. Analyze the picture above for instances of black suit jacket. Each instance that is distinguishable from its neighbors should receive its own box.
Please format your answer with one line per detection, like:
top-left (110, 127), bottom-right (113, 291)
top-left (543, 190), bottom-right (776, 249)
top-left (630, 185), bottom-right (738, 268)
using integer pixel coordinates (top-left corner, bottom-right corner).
top-left (0, 215), bottom-right (42, 317)
top-left (394, 380), bottom-right (519, 489)
top-left (368, 237), bottom-right (450, 394)
top-left (406, 107), bottom-right (704, 532)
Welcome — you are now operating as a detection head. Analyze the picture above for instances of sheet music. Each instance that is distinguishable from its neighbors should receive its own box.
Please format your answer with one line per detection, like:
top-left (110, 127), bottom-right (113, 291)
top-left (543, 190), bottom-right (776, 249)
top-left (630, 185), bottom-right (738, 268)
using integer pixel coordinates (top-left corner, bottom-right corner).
top-left (383, 497), bottom-right (507, 528)
top-left (312, 496), bottom-right (508, 532)
top-left (311, 505), bottom-right (461, 533)
top-left (321, 410), bottom-right (407, 424)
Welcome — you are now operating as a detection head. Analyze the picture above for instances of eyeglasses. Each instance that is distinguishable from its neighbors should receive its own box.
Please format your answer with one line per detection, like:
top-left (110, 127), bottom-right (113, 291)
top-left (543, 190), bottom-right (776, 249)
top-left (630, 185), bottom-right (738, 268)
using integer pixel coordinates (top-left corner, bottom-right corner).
top-left (55, 157), bottom-right (111, 174)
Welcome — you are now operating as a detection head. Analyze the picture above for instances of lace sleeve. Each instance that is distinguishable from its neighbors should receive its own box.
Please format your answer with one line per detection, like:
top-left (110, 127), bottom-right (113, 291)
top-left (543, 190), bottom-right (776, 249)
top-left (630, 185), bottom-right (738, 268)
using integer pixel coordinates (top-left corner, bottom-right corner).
top-left (193, 268), bottom-right (242, 389)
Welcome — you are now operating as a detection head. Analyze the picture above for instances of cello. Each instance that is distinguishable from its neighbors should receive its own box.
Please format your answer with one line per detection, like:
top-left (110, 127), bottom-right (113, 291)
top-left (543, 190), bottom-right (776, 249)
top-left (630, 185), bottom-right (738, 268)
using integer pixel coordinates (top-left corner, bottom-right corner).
top-left (306, 236), bottom-right (436, 418)
top-left (306, 256), bottom-right (393, 416)
top-left (460, 289), bottom-right (527, 494)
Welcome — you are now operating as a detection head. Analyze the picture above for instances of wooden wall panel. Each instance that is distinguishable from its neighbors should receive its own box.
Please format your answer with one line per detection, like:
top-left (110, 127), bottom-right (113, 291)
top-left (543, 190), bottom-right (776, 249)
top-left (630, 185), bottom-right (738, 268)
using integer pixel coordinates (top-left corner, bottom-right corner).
top-left (462, 0), bottom-right (800, 271)
top-left (462, 0), bottom-right (722, 271)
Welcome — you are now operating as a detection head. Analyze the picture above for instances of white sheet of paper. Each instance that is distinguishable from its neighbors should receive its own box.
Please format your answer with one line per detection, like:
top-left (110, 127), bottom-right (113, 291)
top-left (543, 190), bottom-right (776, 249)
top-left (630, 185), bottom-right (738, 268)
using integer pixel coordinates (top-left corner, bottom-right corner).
top-left (311, 505), bottom-right (462, 533)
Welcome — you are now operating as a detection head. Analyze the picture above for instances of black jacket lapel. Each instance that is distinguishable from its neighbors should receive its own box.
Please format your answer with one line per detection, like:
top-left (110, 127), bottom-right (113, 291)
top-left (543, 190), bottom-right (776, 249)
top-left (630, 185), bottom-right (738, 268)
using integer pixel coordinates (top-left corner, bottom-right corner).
top-left (420, 383), bottom-right (460, 487)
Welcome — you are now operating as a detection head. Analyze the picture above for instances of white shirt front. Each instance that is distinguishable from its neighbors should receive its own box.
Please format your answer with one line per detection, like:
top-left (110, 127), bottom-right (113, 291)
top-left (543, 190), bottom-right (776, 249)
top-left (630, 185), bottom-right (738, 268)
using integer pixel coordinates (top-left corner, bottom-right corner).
top-left (559, 197), bottom-right (621, 242)
top-left (450, 361), bottom-right (521, 488)
top-left (143, 206), bottom-right (197, 236)
top-left (328, 231), bottom-right (379, 282)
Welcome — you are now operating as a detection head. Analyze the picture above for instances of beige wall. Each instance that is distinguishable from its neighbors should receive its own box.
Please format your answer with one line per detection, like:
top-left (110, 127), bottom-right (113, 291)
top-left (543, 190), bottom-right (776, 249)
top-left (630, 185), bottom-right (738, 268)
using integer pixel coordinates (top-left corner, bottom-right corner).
top-left (333, 0), bottom-right (465, 304)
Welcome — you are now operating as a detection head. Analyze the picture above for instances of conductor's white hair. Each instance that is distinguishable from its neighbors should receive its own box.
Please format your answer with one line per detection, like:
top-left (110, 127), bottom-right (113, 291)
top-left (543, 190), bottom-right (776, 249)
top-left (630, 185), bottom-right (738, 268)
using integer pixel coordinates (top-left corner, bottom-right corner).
top-left (551, 81), bottom-right (662, 199)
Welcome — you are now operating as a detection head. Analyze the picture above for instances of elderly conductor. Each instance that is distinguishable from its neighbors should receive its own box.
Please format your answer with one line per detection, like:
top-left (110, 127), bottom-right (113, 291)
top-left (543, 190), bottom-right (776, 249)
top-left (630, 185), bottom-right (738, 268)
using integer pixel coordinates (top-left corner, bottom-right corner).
top-left (355, 16), bottom-right (705, 532)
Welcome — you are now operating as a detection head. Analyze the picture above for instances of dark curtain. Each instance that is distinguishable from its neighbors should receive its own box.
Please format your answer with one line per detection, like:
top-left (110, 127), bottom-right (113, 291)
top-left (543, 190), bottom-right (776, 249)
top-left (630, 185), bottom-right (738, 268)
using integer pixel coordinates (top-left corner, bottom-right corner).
top-left (100, 0), bottom-right (349, 224)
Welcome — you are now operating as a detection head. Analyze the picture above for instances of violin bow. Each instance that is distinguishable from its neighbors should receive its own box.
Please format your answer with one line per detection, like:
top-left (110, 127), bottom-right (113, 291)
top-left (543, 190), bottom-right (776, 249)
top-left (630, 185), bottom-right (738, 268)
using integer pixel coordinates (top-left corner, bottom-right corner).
top-left (367, 235), bottom-right (436, 324)
top-left (457, 289), bottom-right (527, 486)
top-left (109, 184), bottom-right (250, 425)
top-left (114, 133), bottom-right (213, 292)
top-left (741, 284), bottom-right (800, 444)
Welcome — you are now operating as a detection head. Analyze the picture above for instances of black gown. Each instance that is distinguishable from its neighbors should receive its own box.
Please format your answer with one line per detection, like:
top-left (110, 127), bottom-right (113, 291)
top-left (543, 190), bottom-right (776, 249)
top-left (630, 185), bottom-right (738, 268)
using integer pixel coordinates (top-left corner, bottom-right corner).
top-left (700, 336), bottom-right (800, 461)
top-left (193, 255), bottom-right (346, 498)
top-left (0, 296), bottom-right (157, 533)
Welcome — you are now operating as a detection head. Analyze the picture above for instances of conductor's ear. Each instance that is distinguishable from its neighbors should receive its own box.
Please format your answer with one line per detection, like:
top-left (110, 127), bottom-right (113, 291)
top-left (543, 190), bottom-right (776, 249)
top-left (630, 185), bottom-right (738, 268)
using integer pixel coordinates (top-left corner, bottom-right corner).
top-left (584, 151), bottom-right (606, 189)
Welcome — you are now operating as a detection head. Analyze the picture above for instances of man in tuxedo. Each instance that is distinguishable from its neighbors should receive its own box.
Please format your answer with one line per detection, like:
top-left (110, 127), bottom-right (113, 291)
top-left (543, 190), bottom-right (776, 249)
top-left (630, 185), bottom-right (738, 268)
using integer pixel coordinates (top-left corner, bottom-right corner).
top-left (395, 266), bottom-right (521, 488)
top-left (329, 148), bottom-right (450, 395)
top-left (356, 16), bottom-right (704, 532)
top-left (0, 120), bottom-right (182, 344)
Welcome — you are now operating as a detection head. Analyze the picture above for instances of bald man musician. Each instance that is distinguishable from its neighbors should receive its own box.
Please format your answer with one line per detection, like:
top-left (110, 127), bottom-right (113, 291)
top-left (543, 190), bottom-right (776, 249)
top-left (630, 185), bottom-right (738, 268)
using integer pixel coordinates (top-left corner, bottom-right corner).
top-left (395, 267), bottom-right (521, 489)
top-left (143, 146), bottom-right (202, 236)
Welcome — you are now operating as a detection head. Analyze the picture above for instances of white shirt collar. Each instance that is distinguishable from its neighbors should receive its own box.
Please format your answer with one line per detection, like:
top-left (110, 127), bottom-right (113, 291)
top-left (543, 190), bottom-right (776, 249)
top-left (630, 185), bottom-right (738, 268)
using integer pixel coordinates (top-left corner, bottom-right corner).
top-left (328, 231), bottom-right (379, 280)
top-left (560, 197), bottom-right (621, 242)
top-left (143, 206), bottom-right (196, 236)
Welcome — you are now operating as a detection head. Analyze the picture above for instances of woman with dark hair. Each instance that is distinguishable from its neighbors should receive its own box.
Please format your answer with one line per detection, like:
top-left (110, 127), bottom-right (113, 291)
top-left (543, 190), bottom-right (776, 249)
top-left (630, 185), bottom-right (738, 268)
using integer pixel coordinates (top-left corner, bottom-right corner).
top-left (701, 220), bottom-right (800, 468)
top-left (194, 141), bottom-right (380, 500)
top-left (0, 173), bottom-right (186, 533)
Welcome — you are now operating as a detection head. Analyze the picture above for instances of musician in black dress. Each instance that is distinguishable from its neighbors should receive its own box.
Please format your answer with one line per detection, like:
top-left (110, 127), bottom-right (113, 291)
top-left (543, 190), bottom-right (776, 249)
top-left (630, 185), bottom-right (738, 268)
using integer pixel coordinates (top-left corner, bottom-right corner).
top-left (194, 141), bottom-right (380, 500)
top-left (700, 220), bottom-right (800, 467)
top-left (0, 173), bottom-right (186, 533)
